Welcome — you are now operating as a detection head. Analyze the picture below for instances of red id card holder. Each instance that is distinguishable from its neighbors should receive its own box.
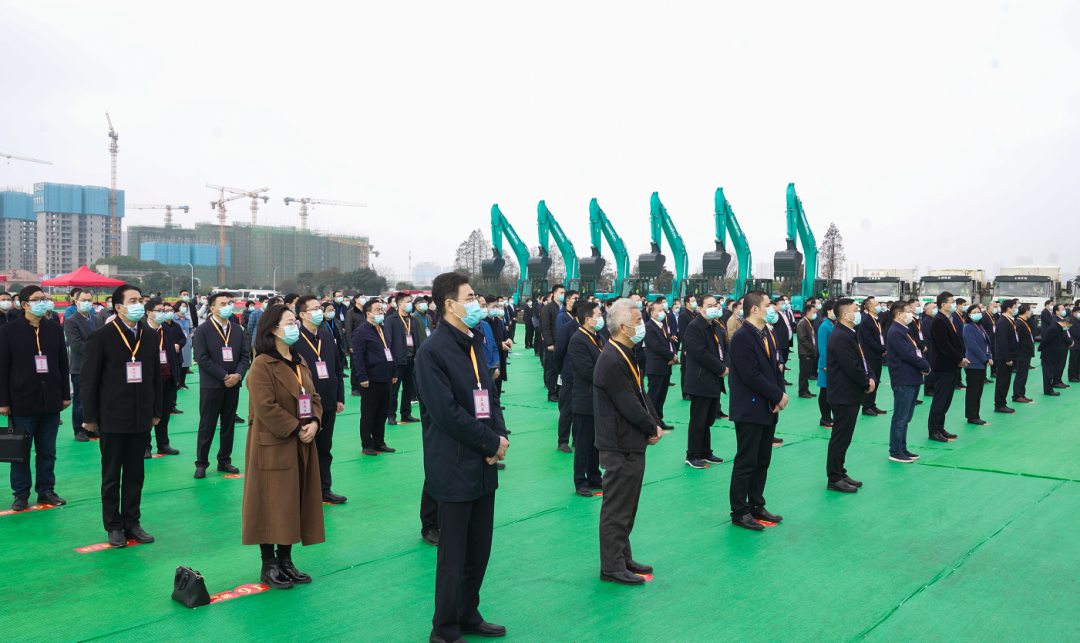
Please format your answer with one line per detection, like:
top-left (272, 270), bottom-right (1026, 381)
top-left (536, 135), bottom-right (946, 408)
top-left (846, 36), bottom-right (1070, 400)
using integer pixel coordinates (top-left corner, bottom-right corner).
top-left (315, 361), bottom-right (329, 379)
top-left (299, 394), bottom-right (313, 419)
top-left (473, 389), bottom-right (491, 419)
top-left (126, 362), bottom-right (142, 383)
top-left (35, 355), bottom-right (48, 373)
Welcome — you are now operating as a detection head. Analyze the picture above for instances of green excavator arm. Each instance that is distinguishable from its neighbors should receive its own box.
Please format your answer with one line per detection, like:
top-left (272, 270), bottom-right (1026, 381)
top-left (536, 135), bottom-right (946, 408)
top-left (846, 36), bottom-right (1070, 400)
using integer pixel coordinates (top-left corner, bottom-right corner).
top-left (583, 198), bottom-right (630, 297)
top-left (537, 200), bottom-right (579, 287)
top-left (482, 204), bottom-right (533, 304)
top-left (774, 183), bottom-right (819, 309)
top-left (706, 188), bottom-right (754, 297)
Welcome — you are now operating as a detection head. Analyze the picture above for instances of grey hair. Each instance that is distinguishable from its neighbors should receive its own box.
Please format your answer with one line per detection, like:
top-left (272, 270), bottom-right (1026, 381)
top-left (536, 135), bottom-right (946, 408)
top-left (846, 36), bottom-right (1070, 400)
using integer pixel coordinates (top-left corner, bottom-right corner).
top-left (607, 298), bottom-right (641, 334)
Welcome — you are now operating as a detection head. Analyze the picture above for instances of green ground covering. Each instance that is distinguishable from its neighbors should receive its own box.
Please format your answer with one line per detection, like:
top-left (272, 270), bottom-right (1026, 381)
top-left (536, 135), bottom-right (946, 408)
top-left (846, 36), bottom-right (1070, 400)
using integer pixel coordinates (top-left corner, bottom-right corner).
top-left (3, 351), bottom-right (1079, 642)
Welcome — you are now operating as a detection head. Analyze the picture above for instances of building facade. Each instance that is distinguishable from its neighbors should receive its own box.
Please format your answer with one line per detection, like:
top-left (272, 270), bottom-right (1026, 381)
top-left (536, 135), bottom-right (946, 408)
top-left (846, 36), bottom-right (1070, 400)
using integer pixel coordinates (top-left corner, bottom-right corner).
top-left (0, 191), bottom-right (40, 272)
top-left (33, 183), bottom-right (125, 276)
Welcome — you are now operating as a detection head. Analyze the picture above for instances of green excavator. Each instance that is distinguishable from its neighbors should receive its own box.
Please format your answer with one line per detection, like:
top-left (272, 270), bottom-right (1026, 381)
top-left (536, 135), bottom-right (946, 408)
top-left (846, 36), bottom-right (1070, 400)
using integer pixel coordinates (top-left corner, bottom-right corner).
top-left (582, 198), bottom-right (639, 299)
top-left (536, 200), bottom-right (581, 294)
top-left (705, 187), bottom-right (763, 298)
top-left (637, 192), bottom-right (709, 302)
top-left (481, 204), bottom-right (544, 305)
top-left (773, 183), bottom-right (840, 310)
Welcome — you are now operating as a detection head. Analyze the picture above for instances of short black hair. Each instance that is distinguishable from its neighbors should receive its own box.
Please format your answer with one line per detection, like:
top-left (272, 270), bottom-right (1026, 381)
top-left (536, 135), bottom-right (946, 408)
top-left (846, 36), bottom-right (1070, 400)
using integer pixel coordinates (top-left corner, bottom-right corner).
top-left (743, 290), bottom-right (769, 315)
top-left (179, 289), bottom-right (189, 295)
top-left (822, 299), bottom-right (835, 315)
top-left (550, 284), bottom-right (564, 295)
top-left (1017, 303), bottom-right (1031, 316)
top-left (699, 294), bottom-right (717, 307)
top-left (69, 288), bottom-right (82, 298)
top-left (209, 291), bottom-right (233, 308)
top-left (889, 301), bottom-right (907, 316)
top-left (362, 298), bottom-right (384, 314)
top-left (835, 297), bottom-right (857, 317)
top-left (955, 297), bottom-right (967, 307)
top-left (295, 294), bottom-right (320, 314)
top-left (395, 291), bottom-right (412, 304)
top-left (147, 297), bottom-right (164, 311)
top-left (254, 304), bottom-right (293, 354)
top-left (284, 293), bottom-right (299, 306)
top-left (433, 272), bottom-right (470, 317)
top-left (936, 291), bottom-right (954, 307)
top-left (804, 301), bottom-right (818, 315)
top-left (18, 285), bottom-right (42, 302)
top-left (1000, 299), bottom-right (1017, 314)
top-left (576, 301), bottom-right (599, 325)
top-left (113, 284), bottom-right (142, 303)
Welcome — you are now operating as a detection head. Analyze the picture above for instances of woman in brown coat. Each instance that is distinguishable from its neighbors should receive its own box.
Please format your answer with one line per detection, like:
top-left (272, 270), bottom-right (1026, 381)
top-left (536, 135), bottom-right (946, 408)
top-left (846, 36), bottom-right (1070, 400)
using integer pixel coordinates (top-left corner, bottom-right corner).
top-left (242, 304), bottom-right (325, 589)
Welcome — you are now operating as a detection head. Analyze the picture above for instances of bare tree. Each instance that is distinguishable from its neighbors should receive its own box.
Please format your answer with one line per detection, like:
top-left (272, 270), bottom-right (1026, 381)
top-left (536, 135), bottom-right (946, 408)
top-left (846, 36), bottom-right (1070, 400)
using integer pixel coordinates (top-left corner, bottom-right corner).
top-left (454, 229), bottom-right (488, 277)
top-left (819, 222), bottom-right (846, 280)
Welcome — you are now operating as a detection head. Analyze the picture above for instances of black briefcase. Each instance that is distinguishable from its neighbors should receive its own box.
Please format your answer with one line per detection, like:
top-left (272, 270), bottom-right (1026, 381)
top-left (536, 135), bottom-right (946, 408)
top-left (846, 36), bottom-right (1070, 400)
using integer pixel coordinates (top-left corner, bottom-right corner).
top-left (171, 566), bottom-right (211, 608)
top-left (0, 419), bottom-right (30, 464)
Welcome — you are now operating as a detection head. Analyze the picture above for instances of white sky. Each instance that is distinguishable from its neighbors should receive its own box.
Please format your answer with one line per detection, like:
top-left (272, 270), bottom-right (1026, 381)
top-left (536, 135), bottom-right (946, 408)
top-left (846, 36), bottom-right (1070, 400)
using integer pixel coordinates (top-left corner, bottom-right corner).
top-left (2, 1), bottom-right (1079, 280)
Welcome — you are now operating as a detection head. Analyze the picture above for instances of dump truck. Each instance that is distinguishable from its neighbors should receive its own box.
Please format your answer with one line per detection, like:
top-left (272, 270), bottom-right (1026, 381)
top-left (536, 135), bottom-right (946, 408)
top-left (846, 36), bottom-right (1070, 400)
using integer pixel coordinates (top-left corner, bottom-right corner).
top-left (992, 266), bottom-right (1061, 338)
top-left (849, 269), bottom-right (914, 302)
top-left (918, 269), bottom-right (985, 304)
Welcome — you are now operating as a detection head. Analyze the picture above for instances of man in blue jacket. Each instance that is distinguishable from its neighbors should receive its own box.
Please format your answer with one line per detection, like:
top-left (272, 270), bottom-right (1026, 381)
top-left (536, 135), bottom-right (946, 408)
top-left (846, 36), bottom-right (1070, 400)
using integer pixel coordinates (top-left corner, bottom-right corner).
top-left (351, 299), bottom-right (398, 456)
top-left (727, 291), bottom-right (788, 530)
top-left (816, 301), bottom-right (836, 428)
top-left (416, 272), bottom-right (508, 643)
top-left (886, 301), bottom-right (930, 463)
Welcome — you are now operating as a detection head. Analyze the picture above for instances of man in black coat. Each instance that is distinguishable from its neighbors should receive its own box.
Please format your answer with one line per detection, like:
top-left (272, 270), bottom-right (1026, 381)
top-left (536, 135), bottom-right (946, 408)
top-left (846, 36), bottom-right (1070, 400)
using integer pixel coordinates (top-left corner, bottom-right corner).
top-left (857, 297), bottom-right (888, 416)
top-left (982, 300), bottom-right (1000, 379)
top-left (682, 296), bottom-right (728, 469)
top-left (1013, 305), bottom-right (1036, 403)
top-left (294, 295), bottom-right (347, 504)
top-left (1038, 315), bottom-right (1072, 395)
top-left (553, 305), bottom-right (579, 453)
top-left (593, 299), bottom-right (662, 585)
top-left (567, 302), bottom-right (604, 496)
top-left (415, 272), bottom-right (508, 643)
top-left (795, 302), bottom-right (819, 399)
top-left (143, 299), bottom-right (185, 458)
top-left (541, 285), bottom-right (564, 401)
top-left (928, 292), bottom-right (967, 442)
top-left (777, 297), bottom-right (797, 381)
top-left (678, 295), bottom-right (698, 401)
top-left (0, 286), bottom-right (72, 512)
top-left (727, 290), bottom-right (787, 530)
top-left (192, 292), bottom-right (251, 478)
top-left (916, 301), bottom-right (936, 397)
top-left (1050, 304), bottom-right (1071, 387)
top-left (1039, 299), bottom-right (1054, 338)
top-left (825, 298), bottom-right (875, 493)
top-left (0, 291), bottom-right (21, 326)
top-left (351, 299), bottom-right (398, 456)
top-left (643, 300), bottom-right (675, 431)
top-left (993, 299), bottom-right (1021, 411)
top-left (81, 284), bottom-right (163, 548)
top-left (386, 292), bottom-right (422, 425)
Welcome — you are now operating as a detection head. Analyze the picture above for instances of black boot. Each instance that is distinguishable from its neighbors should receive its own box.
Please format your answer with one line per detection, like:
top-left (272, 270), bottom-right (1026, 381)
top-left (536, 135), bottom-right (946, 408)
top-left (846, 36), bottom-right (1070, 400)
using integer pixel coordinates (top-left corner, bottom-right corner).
top-left (278, 558), bottom-right (312, 584)
top-left (260, 558), bottom-right (295, 589)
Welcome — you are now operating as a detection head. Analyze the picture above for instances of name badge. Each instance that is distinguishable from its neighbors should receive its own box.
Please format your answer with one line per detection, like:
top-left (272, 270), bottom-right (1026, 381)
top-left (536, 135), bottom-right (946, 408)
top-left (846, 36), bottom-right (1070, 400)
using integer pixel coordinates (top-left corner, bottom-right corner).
top-left (879, 334), bottom-right (885, 346)
top-left (406, 335), bottom-right (414, 347)
top-left (299, 394), bottom-right (313, 419)
top-left (473, 389), bottom-right (491, 419)
top-left (918, 330), bottom-right (924, 340)
top-left (126, 361), bottom-right (143, 383)
top-left (159, 350), bottom-right (168, 364)
top-left (35, 355), bottom-right (48, 373)
top-left (718, 345), bottom-right (724, 360)
top-left (384, 347), bottom-right (393, 361)
top-left (222, 346), bottom-right (234, 362)
top-left (916, 349), bottom-right (924, 358)
top-left (315, 361), bottom-right (329, 379)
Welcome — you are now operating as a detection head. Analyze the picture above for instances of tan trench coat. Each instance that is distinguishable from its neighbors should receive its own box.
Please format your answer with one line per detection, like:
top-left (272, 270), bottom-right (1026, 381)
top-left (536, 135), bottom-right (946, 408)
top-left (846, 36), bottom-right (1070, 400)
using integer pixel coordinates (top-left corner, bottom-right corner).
top-left (241, 351), bottom-right (325, 546)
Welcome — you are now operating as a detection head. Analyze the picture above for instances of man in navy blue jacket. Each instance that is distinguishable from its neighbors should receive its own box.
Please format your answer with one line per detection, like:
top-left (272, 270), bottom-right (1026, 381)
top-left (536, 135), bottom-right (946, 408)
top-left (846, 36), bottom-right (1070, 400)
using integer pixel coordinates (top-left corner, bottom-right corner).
top-left (682, 295), bottom-right (728, 469)
top-left (416, 272), bottom-right (508, 643)
top-left (553, 304), bottom-right (579, 453)
top-left (857, 297), bottom-right (888, 416)
top-left (994, 299), bottom-right (1021, 411)
top-left (826, 298), bottom-right (875, 492)
top-left (644, 301), bottom-right (676, 430)
top-left (727, 291), bottom-right (787, 530)
top-left (928, 292), bottom-right (967, 442)
top-left (886, 302), bottom-right (929, 463)
top-left (351, 299), bottom-right (398, 456)
top-left (678, 295), bottom-right (698, 401)
top-left (1038, 315), bottom-right (1072, 395)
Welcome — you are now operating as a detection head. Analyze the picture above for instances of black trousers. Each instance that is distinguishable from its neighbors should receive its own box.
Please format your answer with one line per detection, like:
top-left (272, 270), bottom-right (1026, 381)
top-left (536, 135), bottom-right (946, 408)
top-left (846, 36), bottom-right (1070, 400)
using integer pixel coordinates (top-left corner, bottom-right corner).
top-left (420, 485), bottom-right (440, 533)
top-left (994, 362), bottom-right (1014, 408)
top-left (1012, 357), bottom-right (1030, 399)
top-left (196, 386), bottom-right (240, 467)
top-left (388, 358), bottom-right (415, 420)
top-left (433, 491), bottom-right (495, 643)
top-left (524, 323), bottom-right (534, 348)
top-left (99, 431), bottom-right (148, 532)
top-left (862, 360), bottom-right (882, 411)
top-left (818, 387), bottom-right (833, 423)
top-left (729, 421), bottom-right (776, 516)
top-left (557, 379), bottom-right (574, 446)
top-left (572, 414), bottom-right (602, 489)
top-left (146, 377), bottom-right (177, 450)
top-left (1041, 357), bottom-right (1056, 393)
top-left (1054, 352), bottom-right (1067, 385)
top-left (543, 347), bottom-right (558, 393)
top-left (646, 372), bottom-right (670, 421)
top-left (799, 354), bottom-right (816, 396)
top-left (928, 370), bottom-right (958, 434)
top-left (359, 381), bottom-right (391, 448)
top-left (598, 450), bottom-right (646, 574)
top-left (964, 368), bottom-right (986, 421)
top-left (315, 406), bottom-right (337, 493)
top-left (827, 404), bottom-right (859, 483)
top-left (924, 350), bottom-right (937, 396)
top-left (350, 354), bottom-right (362, 392)
top-left (1070, 350), bottom-right (1080, 381)
top-left (679, 351), bottom-right (688, 398)
top-left (687, 395), bottom-right (718, 460)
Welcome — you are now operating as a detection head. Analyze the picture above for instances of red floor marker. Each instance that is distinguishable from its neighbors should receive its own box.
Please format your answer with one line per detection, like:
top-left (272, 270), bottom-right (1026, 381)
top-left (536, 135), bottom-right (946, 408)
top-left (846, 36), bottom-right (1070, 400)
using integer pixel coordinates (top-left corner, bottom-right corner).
top-left (150, 454), bottom-right (166, 459)
top-left (0, 503), bottom-right (57, 517)
top-left (222, 474), bottom-right (244, 479)
top-left (755, 519), bottom-right (778, 527)
top-left (209, 583), bottom-right (269, 604)
top-left (592, 491), bottom-right (603, 497)
top-left (75, 540), bottom-right (143, 553)
top-left (634, 573), bottom-right (654, 582)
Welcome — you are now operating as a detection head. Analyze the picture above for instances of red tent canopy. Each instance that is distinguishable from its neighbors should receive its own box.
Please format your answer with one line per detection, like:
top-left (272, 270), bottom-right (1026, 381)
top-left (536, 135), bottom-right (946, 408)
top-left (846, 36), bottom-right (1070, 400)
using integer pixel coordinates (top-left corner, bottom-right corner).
top-left (41, 265), bottom-right (126, 287)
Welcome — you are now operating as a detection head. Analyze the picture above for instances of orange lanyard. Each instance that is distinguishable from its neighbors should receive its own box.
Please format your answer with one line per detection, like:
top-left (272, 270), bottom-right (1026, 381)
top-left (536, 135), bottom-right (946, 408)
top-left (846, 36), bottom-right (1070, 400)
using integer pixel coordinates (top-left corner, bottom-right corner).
top-left (613, 342), bottom-right (642, 390)
top-left (158, 327), bottom-right (164, 349)
top-left (578, 327), bottom-right (602, 352)
top-left (399, 312), bottom-right (411, 335)
top-left (468, 345), bottom-right (482, 390)
top-left (374, 325), bottom-right (388, 349)
top-left (293, 364), bottom-right (305, 395)
top-left (211, 317), bottom-right (231, 345)
top-left (113, 320), bottom-right (142, 362)
top-left (34, 325), bottom-right (42, 355)
top-left (301, 330), bottom-right (322, 359)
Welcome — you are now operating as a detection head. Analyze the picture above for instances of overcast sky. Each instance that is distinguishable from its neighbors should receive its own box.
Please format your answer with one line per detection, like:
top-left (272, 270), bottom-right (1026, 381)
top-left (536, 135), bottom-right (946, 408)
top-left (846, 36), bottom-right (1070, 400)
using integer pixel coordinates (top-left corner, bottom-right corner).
top-left (3, 1), bottom-right (1079, 281)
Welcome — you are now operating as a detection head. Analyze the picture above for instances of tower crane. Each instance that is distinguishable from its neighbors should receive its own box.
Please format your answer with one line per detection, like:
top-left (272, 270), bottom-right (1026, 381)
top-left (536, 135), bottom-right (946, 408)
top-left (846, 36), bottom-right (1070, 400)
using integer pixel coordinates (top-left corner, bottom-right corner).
top-left (206, 184), bottom-right (269, 225)
top-left (106, 112), bottom-right (119, 257)
top-left (1, 152), bottom-right (52, 165)
top-left (127, 204), bottom-right (190, 227)
top-left (283, 197), bottom-right (366, 231)
top-left (207, 185), bottom-right (269, 285)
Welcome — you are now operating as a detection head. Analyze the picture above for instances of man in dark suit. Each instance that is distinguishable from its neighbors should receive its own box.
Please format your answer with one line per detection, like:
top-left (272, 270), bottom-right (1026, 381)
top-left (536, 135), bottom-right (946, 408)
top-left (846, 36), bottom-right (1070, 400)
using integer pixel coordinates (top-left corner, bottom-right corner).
top-left (143, 299), bottom-right (185, 458)
top-left (928, 292), bottom-right (967, 442)
top-left (553, 299), bottom-right (579, 453)
top-left (916, 301), bottom-right (935, 397)
top-left (293, 295), bottom-right (347, 504)
top-left (567, 301), bottom-right (604, 496)
top-left (994, 299), bottom-right (1021, 411)
top-left (825, 298), bottom-right (875, 492)
top-left (81, 284), bottom-right (162, 548)
top-left (777, 297), bottom-right (797, 382)
top-left (386, 292), bottom-right (422, 425)
top-left (192, 292), bottom-right (250, 478)
top-left (770, 298), bottom-right (793, 386)
top-left (64, 289), bottom-right (96, 441)
top-left (1039, 299), bottom-right (1054, 337)
top-left (1050, 304), bottom-right (1071, 387)
top-left (415, 272), bottom-right (508, 643)
top-left (352, 299), bottom-right (398, 456)
top-left (796, 302), bottom-right (818, 399)
top-left (857, 297), bottom-right (887, 416)
top-left (1013, 305), bottom-right (1036, 403)
top-left (682, 295), bottom-right (728, 469)
top-left (678, 295), bottom-right (698, 401)
top-left (1068, 306), bottom-right (1080, 382)
top-left (886, 301), bottom-right (929, 463)
top-left (727, 290), bottom-right (787, 530)
top-left (643, 300), bottom-right (675, 431)
top-left (1038, 314), bottom-right (1072, 395)
top-left (0, 291), bottom-right (21, 326)
top-left (541, 286), bottom-right (564, 401)
top-left (982, 300), bottom-right (1000, 380)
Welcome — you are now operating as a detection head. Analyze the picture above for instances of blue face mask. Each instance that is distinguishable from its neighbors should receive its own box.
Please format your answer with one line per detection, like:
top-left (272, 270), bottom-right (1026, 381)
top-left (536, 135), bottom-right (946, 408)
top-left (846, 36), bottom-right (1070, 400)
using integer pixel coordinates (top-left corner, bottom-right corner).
top-left (494, 308), bottom-right (504, 318)
top-left (30, 300), bottom-right (51, 317)
top-left (479, 307), bottom-right (489, 318)
top-left (123, 303), bottom-right (145, 323)
top-left (689, 302), bottom-right (697, 310)
top-left (809, 313), bottom-right (817, 320)
top-left (372, 314), bottom-right (385, 325)
top-left (653, 311), bottom-right (665, 321)
top-left (458, 300), bottom-right (484, 328)
top-left (851, 311), bottom-right (862, 326)
top-left (557, 294), bottom-right (565, 303)
top-left (970, 312), bottom-right (983, 322)
top-left (308, 310), bottom-right (325, 325)
top-left (764, 308), bottom-right (779, 324)
top-left (704, 306), bottom-right (721, 320)
top-left (153, 312), bottom-right (170, 324)
top-left (630, 323), bottom-right (646, 344)
top-left (217, 304), bottom-right (234, 319)
top-left (593, 316), bottom-right (605, 331)
top-left (737, 309), bottom-right (744, 318)
top-left (780, 303), bottom-right (789, 311)
top-left (335, 297), bottom-right (344, 304)
top-left (78, 301), bottom-right (93, 313)
top-left (279, 324), bottom-right (300, 345)
top-left (915, 306), bottom-right (924, 315)
top-left (634, 300), bottom-right (642, 310)
top-left (417, 303), bottom-right (428, 312)
top-left (663, 301), bottom-right (670, 311)
top-left (404, 303), bottom-right (413, 313)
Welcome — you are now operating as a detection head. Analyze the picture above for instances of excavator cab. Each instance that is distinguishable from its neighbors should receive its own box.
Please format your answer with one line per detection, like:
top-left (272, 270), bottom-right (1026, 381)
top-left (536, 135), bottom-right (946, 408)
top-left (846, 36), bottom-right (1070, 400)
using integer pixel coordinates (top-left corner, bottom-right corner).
top-left (681, 279), bottom-right (711, 300)
top-left (744, 279), bottom-right (775, 296)
top-left (622, 278), bottom-right (651, 299)
top-left (812, 278), bottom-right (842, 301)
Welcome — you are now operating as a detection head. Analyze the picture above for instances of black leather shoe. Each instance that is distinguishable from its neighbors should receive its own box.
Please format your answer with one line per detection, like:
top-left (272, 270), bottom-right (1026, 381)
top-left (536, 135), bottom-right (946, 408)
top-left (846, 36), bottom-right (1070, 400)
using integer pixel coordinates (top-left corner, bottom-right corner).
top-left (799, 393), bottom-right (813, 399)
top-left (576, 487), bottom-right (593, 497)
top-left (915, 399), bottom-right (924, 405)
top-left (351, 389), bottom-right (361, 396)
top-left (994, 407), bottom-right (1016, 414)
top-left (625, 559), bottom-right (653, 574)
top-left (421, 528), bottom-right (440, 546)
top-left (125, 526), bottom-right (154, 543)
top-left (74, 432), bottom-right (89, 442)
top-left (1013, 396), bottom-right (1034, 403)
top-left (362, 447), bottom-right (379, 456)
top-left (1053, 383), bottom-right (1068, 389)
top-left (784, 380), bottom-right (793, 386)
top-left (260, 558), bottom-right (295, 589)
top-left (144, 446), bottom-right (152, 459)
top-left (820, 420), bottom-right (834, 428)
top-left (401, 415), bottom-right (420, 423)
top-left (751, 508), bottom-right (783, 523)
top-left (170, 407), bottom-right (183, 414)
top-left (11, 496), bottom-right (28, 512)
top-left (218, 464), bottom-right (240, 474)
top-left (278, 558), bottom-right (312, 584)
top-left (968, 419), bottom-right (988, 425)
top-left (827, 480), bottom-right (858, 493)
top-left (929, 432), bottom-right (949, 442)
top-left (108, 530), bottom-right (127, 548)
top-left (387, 418), bottom-right (398, 425)
top-left (376, 444), bottom-right (396, 453)
top-left (158, 444), bottom-right (180, 455)
top-left (460, 621), bottom-right (507, 637)
top-left (732, 513), bottom-right (765, 531)
top-left (772, 437), bottom-right (784, 445)
top-left (862, 409), bottom-right (879, 416)
top-left (873, 407), bottom-right (888, 415)
top-left (843, 476), bottom-right (863, 487)
top-left (322, 491), bottom-right (347, 504)
top-left (984, 378), bottom-right (994, 384)
top-left (558, 444), bottom-right (573, 453)
top-left (1045, 391), bottom-right (1061, 396)
top-left (194, 466), bottom-right (207, 479)
top-left (37, 491), bottom-right (66, 506)
top-left (496, 462), bottom-right (505, 470)
top-left (600, 570), bottom-right (646, 585)
top-left (547, 394), bottom-right (560, 403)
top-left (941, 431), bottom-right (957, 439)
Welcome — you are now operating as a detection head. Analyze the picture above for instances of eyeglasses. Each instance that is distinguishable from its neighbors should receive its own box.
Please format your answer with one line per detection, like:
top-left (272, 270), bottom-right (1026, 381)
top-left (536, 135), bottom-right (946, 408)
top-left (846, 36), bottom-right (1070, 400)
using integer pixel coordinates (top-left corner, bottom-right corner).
top-left (27, 296), bottom-right (50, 302)
top-left (453, 295), bottom-right (478, 304)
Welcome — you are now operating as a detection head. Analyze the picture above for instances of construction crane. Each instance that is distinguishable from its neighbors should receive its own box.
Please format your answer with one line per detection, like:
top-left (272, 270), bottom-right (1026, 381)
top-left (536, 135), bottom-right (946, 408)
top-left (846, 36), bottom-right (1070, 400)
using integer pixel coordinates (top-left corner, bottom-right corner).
top-left (584, 198), bottom-right (637, 298)
top-left (283, 197), bottom-right (366, 232)
top-left (127, 204), bottom-right (190, 227)
top-left (536, 200), bottom-right (581, 293)
top-left (481, 204), bottom-right (534, 305)
top-left (706, 187), bottom-right (757, 298)
top-left (106, 112), bottom-right (119, 257)
top-left (208, 185), bottom-right (269, 285)
top-left (207, 184), bottom-right (269, 225)
top-left (1, 151), bottom-right (52, 165)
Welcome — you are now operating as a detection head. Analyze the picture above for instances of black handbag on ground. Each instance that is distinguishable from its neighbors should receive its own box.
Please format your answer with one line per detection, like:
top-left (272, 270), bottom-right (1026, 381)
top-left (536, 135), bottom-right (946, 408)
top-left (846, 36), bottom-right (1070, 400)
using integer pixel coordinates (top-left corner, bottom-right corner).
top-left (172, 566), bottom-right (211, 608)
top-left (0, 419), bottom-right (30, 464)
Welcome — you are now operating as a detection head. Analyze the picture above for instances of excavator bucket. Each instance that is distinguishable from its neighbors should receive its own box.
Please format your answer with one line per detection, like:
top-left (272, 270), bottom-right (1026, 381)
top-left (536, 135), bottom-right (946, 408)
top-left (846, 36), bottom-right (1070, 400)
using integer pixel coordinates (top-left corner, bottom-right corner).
top-left (481, 256), bottom-right (504, 280)
top-left (579, 251), bottom-right (606, 279)
top-left (773, 240), bottom-right (803, 280)
top-left (526, 255), bottom-right (552, 279)
top-left (637, 248), bottom-right (666, 278)
top-left (702, 246), bottom-right (732, 278)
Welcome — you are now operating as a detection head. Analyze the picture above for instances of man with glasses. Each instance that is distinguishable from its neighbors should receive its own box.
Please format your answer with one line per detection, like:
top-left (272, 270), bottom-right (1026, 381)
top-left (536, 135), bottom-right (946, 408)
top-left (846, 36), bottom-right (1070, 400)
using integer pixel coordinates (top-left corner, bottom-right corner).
top-left (192, 292), bottom-right (250, 479)
top-left (64, 289), bottom-right (97, 441)
top-left (0, 286), bottom-right (72, 512)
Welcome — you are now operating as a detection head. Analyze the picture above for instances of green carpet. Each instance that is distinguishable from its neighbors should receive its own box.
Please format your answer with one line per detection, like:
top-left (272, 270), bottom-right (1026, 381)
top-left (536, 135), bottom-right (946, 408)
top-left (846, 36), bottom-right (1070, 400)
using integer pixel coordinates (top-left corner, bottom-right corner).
top-left (3, 352), bottom-right (1078, 642)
